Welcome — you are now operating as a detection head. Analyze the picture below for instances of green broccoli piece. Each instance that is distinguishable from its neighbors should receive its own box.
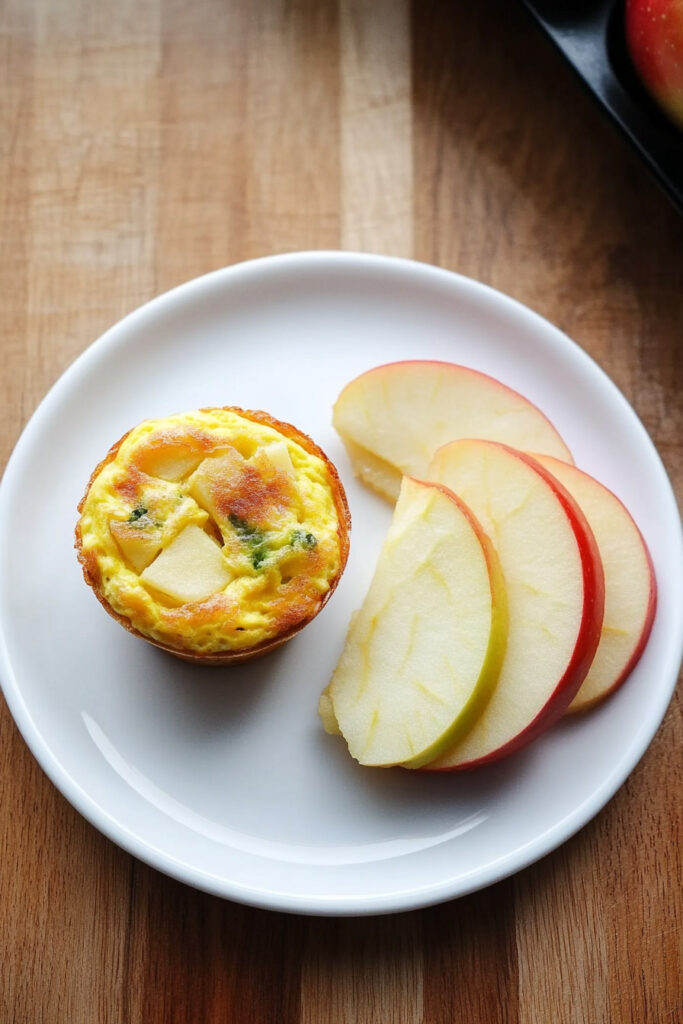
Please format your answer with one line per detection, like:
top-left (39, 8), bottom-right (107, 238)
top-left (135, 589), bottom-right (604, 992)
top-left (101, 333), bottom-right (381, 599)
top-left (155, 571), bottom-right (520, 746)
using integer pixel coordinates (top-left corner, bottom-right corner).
top-left (290, 528), bottom-right (317, 549)
top-left (229, 513), bottom-right (269, 569)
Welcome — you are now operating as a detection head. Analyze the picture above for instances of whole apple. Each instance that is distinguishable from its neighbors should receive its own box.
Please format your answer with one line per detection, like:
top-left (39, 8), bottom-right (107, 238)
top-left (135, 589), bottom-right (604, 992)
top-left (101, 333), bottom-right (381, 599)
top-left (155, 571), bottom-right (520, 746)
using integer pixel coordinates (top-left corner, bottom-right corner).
top-left (625, 0), bottom-right (683, 128)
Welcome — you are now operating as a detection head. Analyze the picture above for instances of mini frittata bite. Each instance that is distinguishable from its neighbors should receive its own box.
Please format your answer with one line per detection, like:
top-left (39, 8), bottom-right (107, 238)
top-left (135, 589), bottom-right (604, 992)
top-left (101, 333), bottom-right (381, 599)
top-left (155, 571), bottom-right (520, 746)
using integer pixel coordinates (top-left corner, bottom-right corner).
top-left (75, 407), bottom-right (351, 662)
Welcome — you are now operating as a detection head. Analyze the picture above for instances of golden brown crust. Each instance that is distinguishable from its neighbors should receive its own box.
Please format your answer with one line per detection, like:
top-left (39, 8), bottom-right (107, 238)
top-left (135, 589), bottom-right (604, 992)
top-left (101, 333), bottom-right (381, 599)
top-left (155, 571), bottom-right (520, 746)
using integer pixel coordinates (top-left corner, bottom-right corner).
top-left (75, 407), bottom-right (351, 665)
top-left (76, 428), bottom-right (134, 516)
top-left (226, 406), bottom-right (351, 568)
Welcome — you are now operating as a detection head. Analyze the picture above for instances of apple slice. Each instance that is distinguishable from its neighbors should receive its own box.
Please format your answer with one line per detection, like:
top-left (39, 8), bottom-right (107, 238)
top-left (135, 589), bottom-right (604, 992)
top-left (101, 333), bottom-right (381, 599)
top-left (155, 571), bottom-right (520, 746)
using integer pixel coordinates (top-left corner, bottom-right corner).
top-left (333, 361), bottom-right (573, 501)
top-left (533, 455), bottom-right (656, 713)
top-left (425, 440), bottom-right (604, 769)
top-left (318, 686), bottom-right (341, 735)
top-left (326, 476), bottom-right (508, 768)
top-left (140, 524), bottom-right (232, 604)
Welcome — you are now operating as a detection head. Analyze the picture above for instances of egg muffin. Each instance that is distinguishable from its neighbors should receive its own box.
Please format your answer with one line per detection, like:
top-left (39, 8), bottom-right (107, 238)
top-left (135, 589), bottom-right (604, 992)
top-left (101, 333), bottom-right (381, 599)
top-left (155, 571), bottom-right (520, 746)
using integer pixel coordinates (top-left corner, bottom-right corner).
top-left (75, 407), bottom-right (351, 663)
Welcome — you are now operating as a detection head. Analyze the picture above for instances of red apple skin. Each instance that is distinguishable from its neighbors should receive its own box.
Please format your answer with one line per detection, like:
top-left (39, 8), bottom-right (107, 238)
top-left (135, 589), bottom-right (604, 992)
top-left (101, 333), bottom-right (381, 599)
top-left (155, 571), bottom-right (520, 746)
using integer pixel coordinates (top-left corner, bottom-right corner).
top-left (565, 487), bottom-right (657, 714)
top-left (336, 360), bottom-right (573, 462)
top-left (423, 445), bottom-right (605, 772)
top-left (570, 556), bottom-right (656, 713)
top-left (625, 0), bottom-right (683, 129)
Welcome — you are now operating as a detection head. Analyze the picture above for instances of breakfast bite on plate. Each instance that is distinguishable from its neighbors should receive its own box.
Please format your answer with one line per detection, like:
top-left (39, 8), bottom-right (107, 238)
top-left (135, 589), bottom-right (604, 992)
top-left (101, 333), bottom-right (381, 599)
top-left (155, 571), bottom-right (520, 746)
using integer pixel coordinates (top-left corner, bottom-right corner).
top-left (323, 360), bottom-right (657, 770)
top-left (76, 407), bottom-right (350, 663)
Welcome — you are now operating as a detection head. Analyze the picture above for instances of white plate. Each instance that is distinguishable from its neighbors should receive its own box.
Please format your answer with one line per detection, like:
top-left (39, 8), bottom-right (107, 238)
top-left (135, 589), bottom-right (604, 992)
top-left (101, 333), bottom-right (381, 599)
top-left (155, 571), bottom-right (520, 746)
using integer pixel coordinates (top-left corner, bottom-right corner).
top-left (1, 252), bottom-right (681, 916)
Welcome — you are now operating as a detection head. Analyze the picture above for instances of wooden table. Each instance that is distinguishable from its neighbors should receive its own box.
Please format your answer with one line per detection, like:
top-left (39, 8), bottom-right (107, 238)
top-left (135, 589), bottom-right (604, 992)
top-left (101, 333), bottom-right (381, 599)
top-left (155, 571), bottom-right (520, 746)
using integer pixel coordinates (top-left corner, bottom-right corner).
top-left (2, 1), bottom-right (681, 1020)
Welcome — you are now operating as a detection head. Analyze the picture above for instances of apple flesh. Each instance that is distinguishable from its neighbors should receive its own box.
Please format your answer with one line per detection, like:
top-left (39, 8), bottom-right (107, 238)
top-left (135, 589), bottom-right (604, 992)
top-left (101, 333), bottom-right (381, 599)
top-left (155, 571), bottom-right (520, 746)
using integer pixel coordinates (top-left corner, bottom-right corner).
top-left (533, 455), bottom-right (656, 713)
top-left (318, 687), bottom-right (341, 735)
top-left (187, 450), bottom-right (246, 534)
top-left (109, 518), bottom-right (163, 573)
top-left (136, 447), bottom-right (205, 482)
top-left (259, 440), bottom-right (295, 478)
top-left (425, 440), bottom-right (605, 769)
top-left (326, 476), bottom-right (508, 768)
top-left (333, 360), bottom-right (573, 502)
top-left (625, 0), bottom-right (683, 129)
top-left (140, 524), bottom-right (232, 604)
top-left (133, 434), bottom-right (210, 482)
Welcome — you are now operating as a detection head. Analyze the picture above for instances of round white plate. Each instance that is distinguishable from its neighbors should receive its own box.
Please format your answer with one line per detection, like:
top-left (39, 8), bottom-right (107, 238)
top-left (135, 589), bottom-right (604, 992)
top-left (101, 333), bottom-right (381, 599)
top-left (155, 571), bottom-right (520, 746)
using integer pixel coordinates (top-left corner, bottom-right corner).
top-left (1, 252), bottom-right (681, 916)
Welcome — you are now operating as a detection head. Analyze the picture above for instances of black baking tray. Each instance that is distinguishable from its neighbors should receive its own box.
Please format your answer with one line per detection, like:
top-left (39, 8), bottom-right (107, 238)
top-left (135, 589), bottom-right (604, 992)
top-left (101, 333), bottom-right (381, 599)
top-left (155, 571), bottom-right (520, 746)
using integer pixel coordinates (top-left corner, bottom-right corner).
top-left (520, 0), bottom-right (683, 213)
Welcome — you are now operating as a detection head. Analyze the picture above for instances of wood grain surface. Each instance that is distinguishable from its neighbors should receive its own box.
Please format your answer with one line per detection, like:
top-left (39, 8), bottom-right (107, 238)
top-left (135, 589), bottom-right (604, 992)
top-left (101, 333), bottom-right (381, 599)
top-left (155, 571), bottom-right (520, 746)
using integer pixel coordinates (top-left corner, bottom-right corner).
top-left (1, 1), bottom-right (682, 1021)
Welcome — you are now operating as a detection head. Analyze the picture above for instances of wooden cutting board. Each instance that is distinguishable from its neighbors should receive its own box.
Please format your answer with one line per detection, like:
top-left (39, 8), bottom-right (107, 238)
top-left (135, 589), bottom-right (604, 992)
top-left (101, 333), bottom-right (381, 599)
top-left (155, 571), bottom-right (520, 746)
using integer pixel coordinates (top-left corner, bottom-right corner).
top-left (1, 1), bottom-right (681, 1021)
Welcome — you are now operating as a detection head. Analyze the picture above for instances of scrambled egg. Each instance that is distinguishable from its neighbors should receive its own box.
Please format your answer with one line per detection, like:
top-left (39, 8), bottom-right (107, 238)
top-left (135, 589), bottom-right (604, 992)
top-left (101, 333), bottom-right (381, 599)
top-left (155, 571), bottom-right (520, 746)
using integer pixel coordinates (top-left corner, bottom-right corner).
top-left (76, 408), bottom-right (348, 656)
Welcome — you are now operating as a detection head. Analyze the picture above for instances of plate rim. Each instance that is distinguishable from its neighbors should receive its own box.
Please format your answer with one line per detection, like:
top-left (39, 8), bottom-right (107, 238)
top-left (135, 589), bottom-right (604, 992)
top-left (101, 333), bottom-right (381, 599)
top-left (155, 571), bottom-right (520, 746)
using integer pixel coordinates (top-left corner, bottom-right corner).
top-left (1, 250), bottom-right (681, 916)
